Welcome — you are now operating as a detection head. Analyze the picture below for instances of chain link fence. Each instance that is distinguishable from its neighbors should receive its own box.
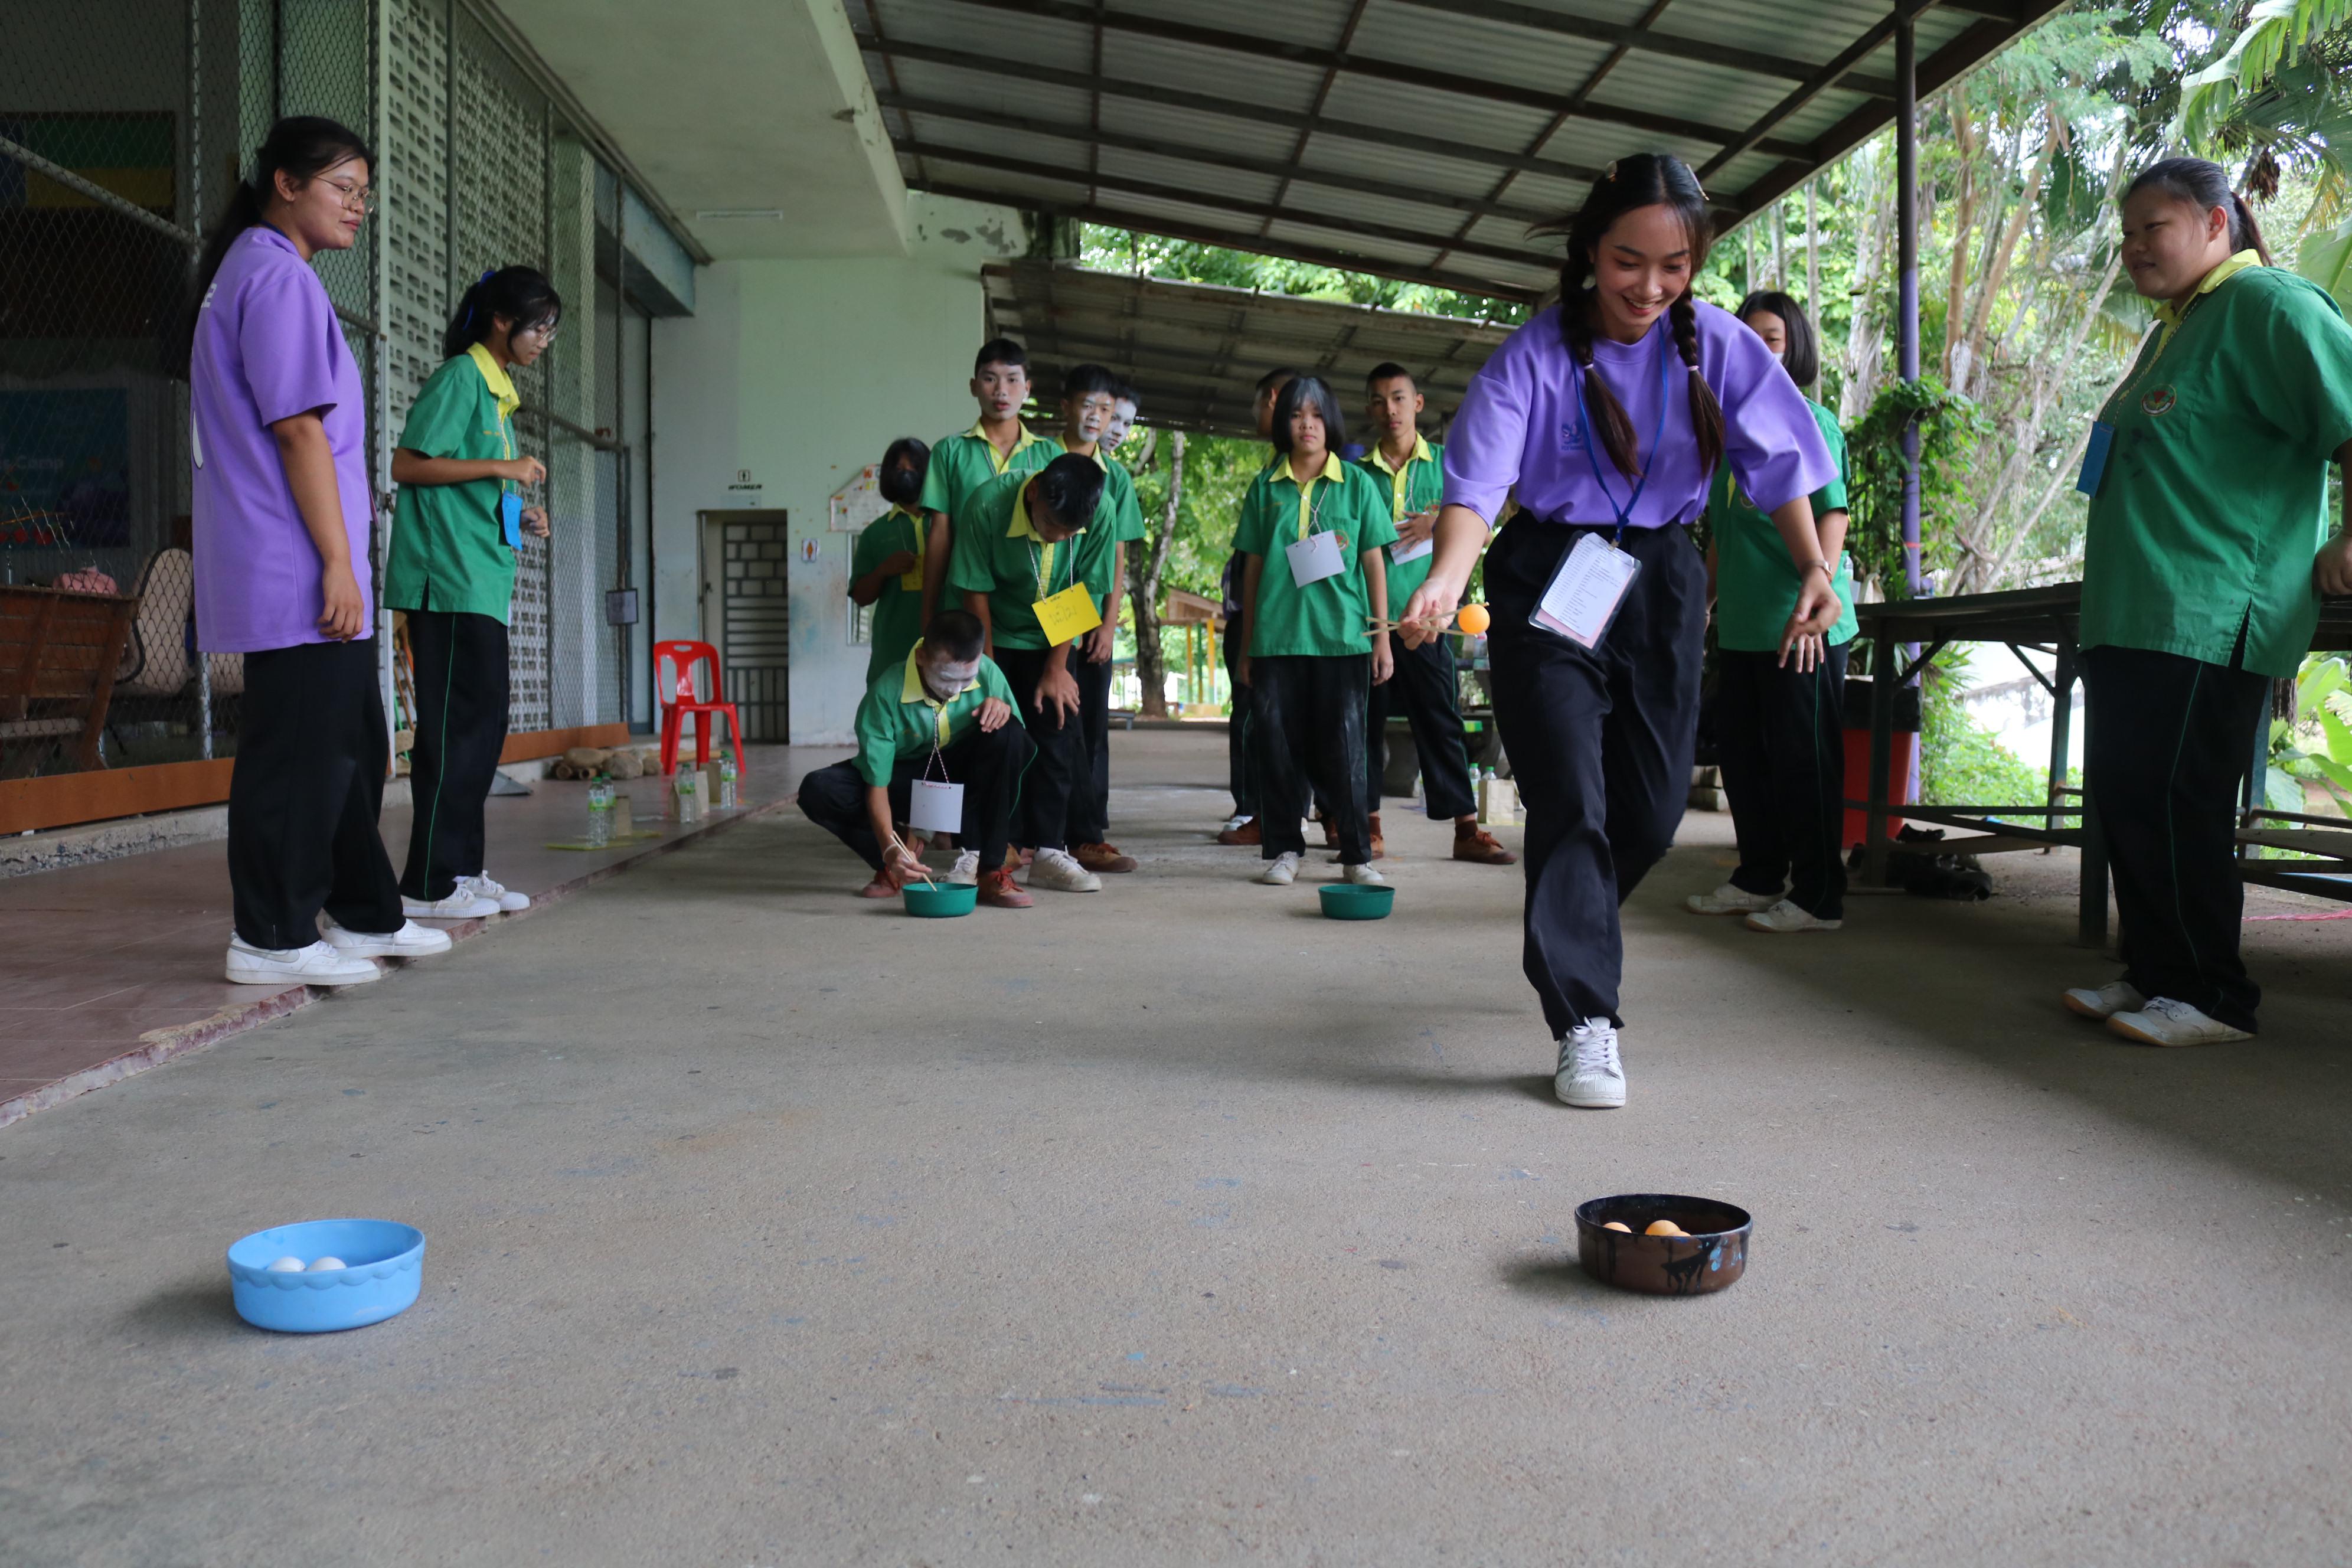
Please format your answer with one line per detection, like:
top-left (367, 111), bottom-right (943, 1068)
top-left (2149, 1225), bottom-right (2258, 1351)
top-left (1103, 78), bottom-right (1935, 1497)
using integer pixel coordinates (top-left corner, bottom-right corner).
top-left (2, 0), bottom-right (640, 786)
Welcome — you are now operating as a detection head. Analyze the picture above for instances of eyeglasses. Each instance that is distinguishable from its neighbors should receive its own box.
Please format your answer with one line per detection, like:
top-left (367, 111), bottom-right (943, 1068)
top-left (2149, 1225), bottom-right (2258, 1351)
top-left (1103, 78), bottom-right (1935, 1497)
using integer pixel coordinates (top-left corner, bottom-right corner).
top-left (514, 321), bottom-right (560, 347)
top-left (319, 176), bottom-right (377, 214)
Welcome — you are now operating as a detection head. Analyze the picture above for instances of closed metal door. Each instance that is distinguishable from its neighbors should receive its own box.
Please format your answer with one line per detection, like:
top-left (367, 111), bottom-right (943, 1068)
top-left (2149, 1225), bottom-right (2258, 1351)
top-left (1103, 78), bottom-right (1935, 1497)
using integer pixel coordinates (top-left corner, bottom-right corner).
top-left (701, 512), bottom-right (789, 741)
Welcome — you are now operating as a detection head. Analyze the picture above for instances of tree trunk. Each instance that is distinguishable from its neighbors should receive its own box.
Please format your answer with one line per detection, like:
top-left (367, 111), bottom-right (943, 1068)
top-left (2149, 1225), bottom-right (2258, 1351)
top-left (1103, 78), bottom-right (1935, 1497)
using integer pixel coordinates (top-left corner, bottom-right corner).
top-left (1128, 430), bottom-right (1185, 719)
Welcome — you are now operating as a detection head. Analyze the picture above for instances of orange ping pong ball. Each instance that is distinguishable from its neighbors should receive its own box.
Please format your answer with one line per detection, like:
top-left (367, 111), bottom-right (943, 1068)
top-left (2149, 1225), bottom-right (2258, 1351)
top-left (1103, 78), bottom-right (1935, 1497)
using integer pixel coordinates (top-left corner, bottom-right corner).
top-left (1456, 603), bottom-right (1492, 635)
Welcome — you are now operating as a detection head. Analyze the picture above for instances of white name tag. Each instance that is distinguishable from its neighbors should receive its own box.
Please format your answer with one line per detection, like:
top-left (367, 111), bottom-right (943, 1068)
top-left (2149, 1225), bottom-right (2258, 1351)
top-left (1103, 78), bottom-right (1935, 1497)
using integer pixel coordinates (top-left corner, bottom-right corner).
top-left (1286, 530), bottom-right (1347, 587)
top-left (1531, 533), bottom-right (1641, 649)
top-left (909, 778), bottom-right (964, 834)
top-left (1388, 534), bottom-right (1434, 565)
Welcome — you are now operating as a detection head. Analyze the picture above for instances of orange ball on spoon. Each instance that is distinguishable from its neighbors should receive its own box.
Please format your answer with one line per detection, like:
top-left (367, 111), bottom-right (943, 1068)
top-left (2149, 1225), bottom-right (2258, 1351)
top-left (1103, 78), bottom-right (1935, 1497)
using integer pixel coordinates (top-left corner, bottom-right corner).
top-left (1456, 603), bottom-right (1492, 635)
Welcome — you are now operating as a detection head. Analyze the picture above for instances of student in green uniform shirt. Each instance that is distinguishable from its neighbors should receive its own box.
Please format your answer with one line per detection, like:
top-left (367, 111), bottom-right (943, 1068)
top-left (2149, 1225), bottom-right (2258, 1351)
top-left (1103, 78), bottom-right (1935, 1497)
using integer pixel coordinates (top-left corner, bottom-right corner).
top-left (1056, 364), bottom-right (1148, 876)
top-left (917, 338), bottom-right (1064, 621)
top-left (948, 453), bottom-right (1110, 894)
top-left (796, 609), bottom-right (1036, 908)
top-left (1216, 367), bottom-right (1302, 847)
top-left (849, 437), bottom-right (931, 684)
top-left (1234, 375), bottom-right (1397, 886)
top-left (2060, 158), bottom-right (2352, 1047)
top-left (1358, 362), bottom-right (1517, 868)
top-left (384, 265), bottom-right (559, 922)
top-left (1684, 292), bottom-right (1859, 936)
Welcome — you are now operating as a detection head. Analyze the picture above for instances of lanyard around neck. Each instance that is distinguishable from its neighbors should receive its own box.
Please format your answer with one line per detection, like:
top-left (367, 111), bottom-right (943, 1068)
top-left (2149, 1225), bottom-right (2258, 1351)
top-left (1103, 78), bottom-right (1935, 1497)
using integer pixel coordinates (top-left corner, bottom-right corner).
top-left (1292, 460), bottom-right (1331, 542)
top-left (1576, 331), bottom-right (1674, 541)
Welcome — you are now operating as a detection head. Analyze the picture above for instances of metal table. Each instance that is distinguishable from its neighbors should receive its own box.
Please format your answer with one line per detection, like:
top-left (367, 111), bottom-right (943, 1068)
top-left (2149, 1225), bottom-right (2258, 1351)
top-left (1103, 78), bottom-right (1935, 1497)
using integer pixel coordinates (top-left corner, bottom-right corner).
top-left (1853, 583), bottom-right (2352, 946)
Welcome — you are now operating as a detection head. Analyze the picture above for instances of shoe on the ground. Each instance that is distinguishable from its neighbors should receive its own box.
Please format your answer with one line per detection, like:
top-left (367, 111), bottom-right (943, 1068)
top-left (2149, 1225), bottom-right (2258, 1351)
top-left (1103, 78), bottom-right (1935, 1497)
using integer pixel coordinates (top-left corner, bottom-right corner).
top-left (1258, 850), bottom-right (1302, 886)
top-left (1217, 817), bottom-right (1262, 847)
top-left (2106, 997), bottom-right (2253, 1047)
top-left (1453, 825), bottom-right (1518, 865)
top-left (1344, 860), bottom-right (1387, 886)
top-left (2062, 979), bottom-right (2145, 1020)
top-left (859, 867), bottom-right (900, 899)
top-left (1317, 814), bottom-right (1340, 848)
top-left (1743, 899), bottom-right (1842, 933)
top-left (320, 917), bottom-right (455, 959)
top-left (1025, 847), bottom-right (1102, 892)
top-left (1368, 812), bottom-right (1386, 860)
top-left (401, 887), bottom-right (500, 920)
top-left (1556, 1022), bottom-right (1626, 1108)
top-left (460, 872), bottom-right (530, 913)
top-left (1685, 883), bottom-right (1780, 916)
top-left (978, 867), bottom-right (1033, 908)
top-left (1073, 841), bottom-right (1138, 874)
top-left (948, 850), bottom-right (981, 886)
top-left (224, 936), bottom-right (381, 987)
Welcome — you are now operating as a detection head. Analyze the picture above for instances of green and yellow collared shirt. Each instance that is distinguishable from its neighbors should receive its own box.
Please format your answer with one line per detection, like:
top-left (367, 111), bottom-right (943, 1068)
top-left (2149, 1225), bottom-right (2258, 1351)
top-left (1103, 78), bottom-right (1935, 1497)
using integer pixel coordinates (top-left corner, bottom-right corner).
top-left (915, 419), bottom-right (1063, 535)
top-left (1355, 435), bottom-right (1446, 607)
top-left (852, 505), bottom-right (928, 682)
top-left (1231, 452), bottom-right (1397, 658)
top-left (384, 346), bottom-right (523, 622)
top-left (945, 469), bottom-right (1109, 650)
top-left (852, 640), bottom-right (1021, 788)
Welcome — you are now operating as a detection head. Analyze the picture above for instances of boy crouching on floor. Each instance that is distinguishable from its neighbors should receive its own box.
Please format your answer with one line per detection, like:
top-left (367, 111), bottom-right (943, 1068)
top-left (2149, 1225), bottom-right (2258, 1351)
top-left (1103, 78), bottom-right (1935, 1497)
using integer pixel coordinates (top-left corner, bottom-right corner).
top-left (797, 609), bottom-right (1037, 908)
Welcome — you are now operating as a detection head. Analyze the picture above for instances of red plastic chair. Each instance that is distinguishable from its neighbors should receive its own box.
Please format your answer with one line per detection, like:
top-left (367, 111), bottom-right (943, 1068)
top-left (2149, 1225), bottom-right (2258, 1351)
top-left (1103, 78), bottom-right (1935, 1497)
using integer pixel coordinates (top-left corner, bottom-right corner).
top-left (654, 639), bottom-right (746, 777)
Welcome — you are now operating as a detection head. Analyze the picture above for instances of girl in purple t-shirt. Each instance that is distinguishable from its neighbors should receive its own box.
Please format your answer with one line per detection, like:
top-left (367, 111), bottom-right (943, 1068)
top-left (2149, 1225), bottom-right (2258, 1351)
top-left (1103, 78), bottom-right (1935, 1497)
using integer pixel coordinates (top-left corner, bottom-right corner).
top-left (1399, 152), bottom-right (1843, 1112)
top-left (190, 117), bottom-right (450, 987)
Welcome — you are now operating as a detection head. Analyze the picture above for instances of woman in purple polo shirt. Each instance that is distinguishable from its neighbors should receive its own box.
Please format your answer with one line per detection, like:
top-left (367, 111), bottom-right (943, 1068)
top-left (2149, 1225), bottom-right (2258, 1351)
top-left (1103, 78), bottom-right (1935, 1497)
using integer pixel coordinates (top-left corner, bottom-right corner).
top-left (1399, 152), bottom-right (1841, 1110)
top-left (190, 116), bottom-right (450, 986)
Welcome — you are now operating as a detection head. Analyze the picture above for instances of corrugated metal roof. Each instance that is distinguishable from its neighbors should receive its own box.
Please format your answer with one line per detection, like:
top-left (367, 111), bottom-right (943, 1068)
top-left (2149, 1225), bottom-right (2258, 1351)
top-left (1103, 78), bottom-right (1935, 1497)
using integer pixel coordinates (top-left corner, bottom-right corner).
top-left (858, 0), bottom-right (2066, 304)
top-left (985, 260), bottom-right (1520, 437)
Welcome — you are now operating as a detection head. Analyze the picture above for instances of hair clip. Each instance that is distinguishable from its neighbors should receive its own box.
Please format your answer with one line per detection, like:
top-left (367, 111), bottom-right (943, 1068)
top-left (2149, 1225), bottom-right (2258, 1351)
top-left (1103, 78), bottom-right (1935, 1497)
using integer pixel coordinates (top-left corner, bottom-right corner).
top-left (479, 269), bottom-right (496, 283)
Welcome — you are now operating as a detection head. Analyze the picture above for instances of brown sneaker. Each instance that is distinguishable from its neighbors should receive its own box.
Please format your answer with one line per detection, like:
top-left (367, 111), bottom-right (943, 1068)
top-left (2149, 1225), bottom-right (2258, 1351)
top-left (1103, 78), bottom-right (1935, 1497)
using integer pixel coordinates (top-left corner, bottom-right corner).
top-left (1216, 818), bottom-right (1261, 846)
top-left (859, 861), bottom-right (912, 898)
top-left (978, 867), bottom-right (1033, 908)
top-left (1368, 812), bottom-right (1386, 861)
top-left (1318, 814), bottom-right (1340, 848)
top-left (1074, 841), bottom-right (1138, 874)
top-left (1453, 824), bottom-right (1518, 865)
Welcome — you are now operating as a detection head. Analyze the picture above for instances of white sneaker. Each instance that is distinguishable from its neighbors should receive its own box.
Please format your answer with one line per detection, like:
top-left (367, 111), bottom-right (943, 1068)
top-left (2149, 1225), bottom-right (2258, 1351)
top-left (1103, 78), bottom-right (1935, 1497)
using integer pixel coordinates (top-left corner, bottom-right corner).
top-left (1743, 899), bottom-right (1842, 933)
top-left (2106, 997), bottom-right (2253, 1047)
top-left (461, 872), bottom-right (530, 913)
top-left (948, 850), bottom-right (981, 886)
top-left (2063, 979), bottom-right (2145, 1021)
top-left (1257, 850), bottom-right (1301, 886)
top-left (1685, 883), bottom-right (1781, 916)
top-left (1024, 847), bottom-right (1102, 892)
top-left (1343, 861), bottom-right (1387, 886)
top-left (321, 917), bottom-right (455, 959)
top-left (401, 887), bottom-right (500, 920)
top-left (1556, 1022), bottom-right (1625, 1108)
top-left (224, 936), bottom-right (381, 987)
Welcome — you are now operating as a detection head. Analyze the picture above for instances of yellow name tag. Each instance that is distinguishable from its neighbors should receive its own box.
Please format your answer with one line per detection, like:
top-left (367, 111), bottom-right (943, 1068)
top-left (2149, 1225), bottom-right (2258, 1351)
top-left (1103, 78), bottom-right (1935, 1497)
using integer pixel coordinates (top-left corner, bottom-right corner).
top-left (899, 563), bottom-right (924, 592)
top-left (1032, 581), bottom-right (1102, 646)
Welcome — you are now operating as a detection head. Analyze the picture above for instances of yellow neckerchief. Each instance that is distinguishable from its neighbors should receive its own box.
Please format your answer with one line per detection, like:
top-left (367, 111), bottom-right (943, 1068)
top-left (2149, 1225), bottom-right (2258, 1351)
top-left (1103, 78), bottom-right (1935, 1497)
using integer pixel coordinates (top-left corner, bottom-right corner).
top-left (465, 344), bottom-right (521, 463)
top-left (899, 639), bottom-right (980, 747)
top-left (2152, 249), bottom-right (2261, 353)
top-left (1364, 433), bottom-right (1433, 522)
top-left (1273, 450), bottom-right (1346, 541)
top-left (886, 502), bottom-right (924, 584)
top-left (1005, 471), bottom-right (1082, 597)
top-left (966, 417), bottom-right (1045, 476)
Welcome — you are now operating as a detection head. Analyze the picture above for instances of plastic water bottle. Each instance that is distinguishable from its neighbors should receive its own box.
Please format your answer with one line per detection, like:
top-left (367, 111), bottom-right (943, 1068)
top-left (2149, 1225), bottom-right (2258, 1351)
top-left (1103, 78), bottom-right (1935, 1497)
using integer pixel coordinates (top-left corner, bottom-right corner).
top-left (586, 778), bottom-right (614, 847)
top-left (674, 765), bottom-right (702, 824)
top-left (717, 754), bottom-right (738, 810)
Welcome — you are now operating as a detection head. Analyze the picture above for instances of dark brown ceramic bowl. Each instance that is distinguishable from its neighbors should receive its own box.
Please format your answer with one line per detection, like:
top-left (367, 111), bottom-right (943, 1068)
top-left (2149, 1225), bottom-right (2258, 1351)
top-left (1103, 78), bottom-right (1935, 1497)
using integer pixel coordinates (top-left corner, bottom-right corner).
top-left (1574, 1194), bottom-right (1752, 1296)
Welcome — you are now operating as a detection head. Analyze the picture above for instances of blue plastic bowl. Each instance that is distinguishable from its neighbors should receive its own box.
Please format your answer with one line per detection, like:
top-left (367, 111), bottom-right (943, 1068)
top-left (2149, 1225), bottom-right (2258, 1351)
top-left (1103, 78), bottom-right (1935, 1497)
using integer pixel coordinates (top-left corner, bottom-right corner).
top-left (901, 881), bottom-right (978, 918)
top-left (226, 1219), bottom-right (425, 1333)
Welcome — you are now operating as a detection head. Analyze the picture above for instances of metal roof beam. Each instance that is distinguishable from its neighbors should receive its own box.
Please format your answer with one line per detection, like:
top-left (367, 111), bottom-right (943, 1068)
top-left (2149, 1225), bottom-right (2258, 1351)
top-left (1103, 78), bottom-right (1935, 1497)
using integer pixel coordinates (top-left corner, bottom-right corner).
top-left (1698, 0), bottom-right (1949, 187)
top-left (873, 92), bottom-right (1556, 229)
top-left (1389, 0), bottom-right (1897, 97)
top-left (854, 32), bottom-right (1608, 190)
top-left (939, 0), bottom-right (1814, 158)
top-left (982, 302), bottom-right (1504, 364)
top-left (916, 179), bottom-right (1547, 302)
top-left (897, 141), bottom-right (1557, 272)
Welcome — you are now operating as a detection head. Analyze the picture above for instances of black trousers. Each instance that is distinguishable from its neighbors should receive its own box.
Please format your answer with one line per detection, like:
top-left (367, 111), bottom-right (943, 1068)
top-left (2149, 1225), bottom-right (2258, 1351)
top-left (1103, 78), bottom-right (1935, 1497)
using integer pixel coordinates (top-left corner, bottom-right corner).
top-left (399, 609), bottom-right (512, 901)
top-left (1716, 643), bottom-right (1850, 920)
top-left (1227, 656), bottom-right (1259, 818)
top-left (1486, 522), bottom-right (1707, 1034)
top-left (1366, 632), bottom-right (1479, 820)
top-left (1064, 648), bottom-right (1115, 845)
top-left (993, 645), bottom-right (1082, 853)
top-left (227, 637), bottom-right (403, 950)
top-left (2083, 644), bottom-right (2269, 1031)
top-left (798, 721), bottom-right (1035, 873)
top-left (1252, 654), bottom-right (1373, 864)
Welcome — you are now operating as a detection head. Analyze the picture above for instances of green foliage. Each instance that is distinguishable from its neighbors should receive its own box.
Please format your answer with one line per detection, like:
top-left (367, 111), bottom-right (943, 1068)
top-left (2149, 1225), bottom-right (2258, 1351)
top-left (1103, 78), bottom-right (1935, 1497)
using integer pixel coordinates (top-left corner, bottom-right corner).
top-left (2301, 214), bottom-right (2352, 309)
top-left (2265, 654), bottom-right (2352, 828)
top-left (1125, 430), bottom-right (1266, 602)
top-left (1843, 377), bottom-right (1991, 594)
top-left (1916, 665), bottom-right (2072, 820)
top-left (2178, 0), bottom-right (2352, 144)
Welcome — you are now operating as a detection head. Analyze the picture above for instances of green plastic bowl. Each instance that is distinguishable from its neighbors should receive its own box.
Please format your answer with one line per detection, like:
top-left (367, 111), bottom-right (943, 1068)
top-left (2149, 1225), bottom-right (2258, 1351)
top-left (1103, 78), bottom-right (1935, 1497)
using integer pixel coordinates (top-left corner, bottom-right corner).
top-left (1318, 883), bottom-right (1395, 920)
top-left (901, 881), bottom-right (977, 918)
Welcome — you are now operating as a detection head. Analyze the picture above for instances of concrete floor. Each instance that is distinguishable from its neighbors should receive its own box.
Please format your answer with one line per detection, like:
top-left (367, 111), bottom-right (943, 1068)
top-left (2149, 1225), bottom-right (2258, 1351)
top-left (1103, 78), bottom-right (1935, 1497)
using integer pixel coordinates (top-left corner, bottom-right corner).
top-left (4, 728), bottom-right (2350, 1567)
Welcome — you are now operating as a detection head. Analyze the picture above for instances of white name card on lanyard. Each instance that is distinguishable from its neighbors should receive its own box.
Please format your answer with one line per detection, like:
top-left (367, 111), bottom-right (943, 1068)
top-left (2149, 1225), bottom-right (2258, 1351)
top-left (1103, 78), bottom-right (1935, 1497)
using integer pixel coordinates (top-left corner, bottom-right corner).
top-left (909, 778), bottom-right (964, 834)
top-left (1533, 533), bottom-right (1641, 648)
top-left (1388, 533), bottom-right (1434, 566)
top-left (1286, 530), bottom-right (1346, 587)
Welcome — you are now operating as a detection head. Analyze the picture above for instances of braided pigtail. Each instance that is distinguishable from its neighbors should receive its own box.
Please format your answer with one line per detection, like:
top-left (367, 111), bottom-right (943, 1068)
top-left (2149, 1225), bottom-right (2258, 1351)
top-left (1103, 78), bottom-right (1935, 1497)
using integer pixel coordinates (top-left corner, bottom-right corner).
top-left (1669, 294), bottom-right (1725, 477)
